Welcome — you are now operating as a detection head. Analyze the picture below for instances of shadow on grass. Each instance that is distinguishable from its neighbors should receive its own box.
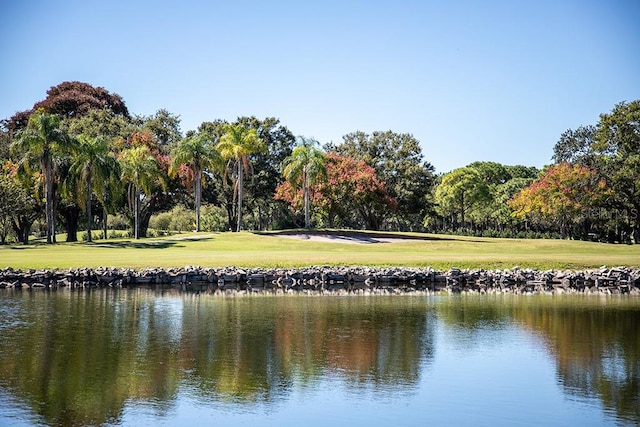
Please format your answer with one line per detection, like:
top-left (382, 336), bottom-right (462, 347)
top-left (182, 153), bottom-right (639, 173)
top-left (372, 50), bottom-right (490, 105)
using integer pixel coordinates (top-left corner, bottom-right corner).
top-left (90, 241), bottom-right (180, 249)
top-left (257, 230), bottom-right (465, 244)
top-left (4, 235), bottom-right (215, 250)
top-left (90, 235), bottom-right (216, 249)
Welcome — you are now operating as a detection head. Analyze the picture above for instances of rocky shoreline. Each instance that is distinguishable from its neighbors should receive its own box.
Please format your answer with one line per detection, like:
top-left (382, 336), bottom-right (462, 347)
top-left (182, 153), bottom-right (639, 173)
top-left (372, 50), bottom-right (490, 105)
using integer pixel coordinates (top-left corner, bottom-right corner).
top-left (1, 266), bottom-right (639, 295)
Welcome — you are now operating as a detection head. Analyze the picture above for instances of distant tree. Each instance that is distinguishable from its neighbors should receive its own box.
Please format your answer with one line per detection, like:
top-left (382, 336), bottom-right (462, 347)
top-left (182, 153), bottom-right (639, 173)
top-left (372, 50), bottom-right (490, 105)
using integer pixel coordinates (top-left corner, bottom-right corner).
top-left (277, 153), bottom-right (394, 229)
top-left (280, 137), bottom-right (327, 229)
top-left (509, 163), bottom-right (609, 238)
top-left (0, 120), bottom-right (10, 161)
top-left (434, 167), bottom-right (490, 230)
top-left (8, 81), bottom-right (129, 133)
top-left (12, 109), bottom-right (75, 244)
top-left (504, 165), bottom-right (539, 180)
top-left (120, 146), bottom-right (164, 239)
top-left (551, 100), bottom-right (640, 242)
top-left (170, 131), bottom-right (222, 232)
top-left (140, 109), bottom-right (182, 152)
top-left (468, 161), bottom-right (511, 186)
top-left (235, 117), bottom-right (296, 230)
top-left (462, 162), bottom-right (538, 233)
top-left (330, 131), bottom-right (435, 230)
top-left (63, 108), bottom-right (134, 141)
top-left (552, 125), bottom-right (598, 168)
top-left (66, 135), bottom-right (120, 242)
top-left (217, 123), bottom-right (265, 232)
top-left (0, 165), bottom-right (40, 244)
top-left (594, 100), bottom-right (640, 242)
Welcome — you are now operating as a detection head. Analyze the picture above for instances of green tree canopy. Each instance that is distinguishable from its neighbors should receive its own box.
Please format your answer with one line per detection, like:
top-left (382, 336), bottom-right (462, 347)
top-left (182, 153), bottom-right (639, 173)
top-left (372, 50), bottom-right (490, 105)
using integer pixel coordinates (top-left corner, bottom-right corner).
top-left (217, 123), bottom-right (265, 232)
top-left (120, 145), bottom-right (165, 239)
top-left (280, 137), bottom-right (327, 229)
top-left (12, 109), bottom-right (75, 243)
top-left (434, 167), bottom-right (490, 229)
top-left (66, 134), bottom-right (120, 242)
top-left (170, 131), bottom-right (222, 232)
top-left (329, 131), bottom-right (435, 230)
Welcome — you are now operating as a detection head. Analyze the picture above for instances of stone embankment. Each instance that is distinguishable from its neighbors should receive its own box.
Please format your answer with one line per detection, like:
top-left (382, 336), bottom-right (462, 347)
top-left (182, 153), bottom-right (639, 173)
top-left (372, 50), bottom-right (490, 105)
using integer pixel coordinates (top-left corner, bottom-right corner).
top-left (0, 266), bottom-right (639, 295)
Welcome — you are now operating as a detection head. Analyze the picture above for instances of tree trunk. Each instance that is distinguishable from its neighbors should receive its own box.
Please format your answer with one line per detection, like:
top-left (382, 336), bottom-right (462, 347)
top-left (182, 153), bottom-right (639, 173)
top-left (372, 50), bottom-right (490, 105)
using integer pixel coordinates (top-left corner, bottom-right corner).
top-left (43, 158), bottom-right (54, 244)
top-left (195, 167), bottom-right (201, 232)
top-left (303, 173), bottom-right (311, 229)
top-left (12, 217), bottom-right (33, 244)
top-left (460, 191), bottom-right (465, 231)
top-left (87, 173), bottom-right (92, 242)
top-left (103, 205), bottom-right (108, 240)
top-left (236, 162), bottom-right (244, 232)
top-left (134, 186), bottom-right (140, 239)
top-left (226, 203), bottom-right (234, 232)
top-left (64, 205), bottom-right (80, 242)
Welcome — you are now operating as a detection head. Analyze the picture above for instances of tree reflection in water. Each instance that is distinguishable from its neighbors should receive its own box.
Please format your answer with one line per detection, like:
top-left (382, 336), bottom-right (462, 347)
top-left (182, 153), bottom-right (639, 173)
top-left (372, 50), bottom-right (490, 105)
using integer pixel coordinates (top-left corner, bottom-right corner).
top-left (0, 291), bottom-right (435, 425)
top-left (436, 295), bottom-right (640, 425)
top-left (0, 291), bottom-right (638, 425)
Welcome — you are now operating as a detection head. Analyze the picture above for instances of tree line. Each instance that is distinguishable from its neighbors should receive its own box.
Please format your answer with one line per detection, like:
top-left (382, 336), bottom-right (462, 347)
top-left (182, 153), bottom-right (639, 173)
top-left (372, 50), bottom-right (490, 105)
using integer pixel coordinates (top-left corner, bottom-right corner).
top-left (0, 81), bottom-right (638, 244)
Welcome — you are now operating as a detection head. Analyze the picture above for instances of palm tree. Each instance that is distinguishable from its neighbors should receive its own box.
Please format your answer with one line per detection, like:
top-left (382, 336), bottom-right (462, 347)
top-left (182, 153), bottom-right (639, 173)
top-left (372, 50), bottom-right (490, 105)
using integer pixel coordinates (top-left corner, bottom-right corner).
top-left (169, 132), bottom-right (222, 232)
top-left (216, 123), bottom-right (265, 232)
top-left (12, 109), bottom-right (73, 244)
top-left (120, 146), bottom-right (163, 239)
top-left (281, 137), bottom-right (327, 229)
top-left (67, 134), bottom-right (120, 242)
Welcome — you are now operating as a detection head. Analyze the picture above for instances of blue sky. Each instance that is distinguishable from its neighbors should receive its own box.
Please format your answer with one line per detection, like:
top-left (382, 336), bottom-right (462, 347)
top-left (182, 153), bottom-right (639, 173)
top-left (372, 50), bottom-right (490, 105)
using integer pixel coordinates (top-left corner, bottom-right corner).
top-left (1, 0), bottom-right (638, 173)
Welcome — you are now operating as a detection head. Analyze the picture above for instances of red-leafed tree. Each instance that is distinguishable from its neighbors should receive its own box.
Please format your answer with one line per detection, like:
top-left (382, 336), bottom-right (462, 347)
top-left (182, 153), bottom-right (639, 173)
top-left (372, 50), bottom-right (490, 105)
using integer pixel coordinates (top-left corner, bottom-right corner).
top-left (276, 152), bottom-right (396, 229)
top-left (509, 163), bottom-right (610, 238)
top-left (8, 81), bottom-right (129, 133)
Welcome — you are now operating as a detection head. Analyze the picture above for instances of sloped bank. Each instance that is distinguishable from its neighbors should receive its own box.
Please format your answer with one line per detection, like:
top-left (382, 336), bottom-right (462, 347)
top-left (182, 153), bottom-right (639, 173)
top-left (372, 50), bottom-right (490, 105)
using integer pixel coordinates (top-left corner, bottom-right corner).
top-left (0, 266), bottom-right (639, 295)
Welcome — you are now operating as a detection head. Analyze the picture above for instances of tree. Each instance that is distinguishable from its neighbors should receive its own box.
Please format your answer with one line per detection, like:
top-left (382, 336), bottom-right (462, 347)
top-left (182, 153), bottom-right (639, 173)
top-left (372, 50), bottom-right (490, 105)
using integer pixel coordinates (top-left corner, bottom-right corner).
top-left (0, 165), bottom-right (40, 244)
top-left (237, 117), bottom-right (295, 231)
top-left (120, 146), bottom-right (164, 239)
top-left (464, 162), bottom-right (538, 234)
top-left (329, 131), bottom-right (435, 230)
top-left (276, 153), bottom-right (394, 229)
top-left (216, 123), bottom-right (265, 232)
top-left (509, 163), bottom-right (609, 238)
top-left (12, 109), bottom-right (74, 244)
top-left (551, 100), bottom-right (640, 242)
top-left (170, 131), bottom-right (222, 232)
top-left (594, 100), bottom-right (640, 242)
top-left (8, 81), bottom-right (129, 133)
top-left (140, 109), bottom-right (182, 151)
top-left (434, 167), bottom-right (490, 230)
top-left (67, 134), bottom-right (120, 242)
top-left (63, 108), bottom-right (134, 141)
top-left (280, 137), bottom-right (327, 229)
top-left (552, 125), bottom-right (598, 168)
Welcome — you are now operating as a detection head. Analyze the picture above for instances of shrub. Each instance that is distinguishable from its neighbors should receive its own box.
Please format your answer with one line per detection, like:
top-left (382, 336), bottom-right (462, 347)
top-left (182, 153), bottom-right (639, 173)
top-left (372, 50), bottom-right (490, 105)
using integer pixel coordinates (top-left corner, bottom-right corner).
top-left (108, 215), bottom-right (129, 230)
top-left (149, 205), bottom-right (194, 232)
top-left (200, 205), bottom-right (228, 232)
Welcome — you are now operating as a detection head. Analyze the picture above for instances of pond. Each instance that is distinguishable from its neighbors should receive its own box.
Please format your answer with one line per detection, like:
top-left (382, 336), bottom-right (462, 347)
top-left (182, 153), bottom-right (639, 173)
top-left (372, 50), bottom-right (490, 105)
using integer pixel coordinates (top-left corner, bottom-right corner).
top-left (0, 290), bottom-right (638, 426)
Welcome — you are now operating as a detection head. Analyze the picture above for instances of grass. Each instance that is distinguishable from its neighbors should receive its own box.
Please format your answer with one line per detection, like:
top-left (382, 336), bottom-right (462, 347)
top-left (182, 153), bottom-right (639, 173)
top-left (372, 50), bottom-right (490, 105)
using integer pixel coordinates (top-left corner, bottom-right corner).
top-left (0, 230), bottom-right (638, 270)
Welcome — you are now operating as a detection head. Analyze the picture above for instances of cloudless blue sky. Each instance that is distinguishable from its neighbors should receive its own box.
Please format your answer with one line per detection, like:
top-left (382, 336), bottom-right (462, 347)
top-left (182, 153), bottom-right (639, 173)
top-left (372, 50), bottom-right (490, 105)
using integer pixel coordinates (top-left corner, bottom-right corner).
top-left (1, 0), bottom-right (639, 173)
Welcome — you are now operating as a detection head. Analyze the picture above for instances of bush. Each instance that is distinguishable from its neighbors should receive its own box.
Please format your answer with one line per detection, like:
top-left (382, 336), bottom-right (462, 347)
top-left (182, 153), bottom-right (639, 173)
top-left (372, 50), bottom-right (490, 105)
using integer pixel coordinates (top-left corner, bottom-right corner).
top-left (108, 215), bottom-right (129, 230)
top-left (108, 230), bottom-right (129, 239)
top-left (149, 205), bottom-right (194, 232)
top-left (200, 205), bottom-right (228, 232)
top-left (81, 231), bottom-right (102, 241)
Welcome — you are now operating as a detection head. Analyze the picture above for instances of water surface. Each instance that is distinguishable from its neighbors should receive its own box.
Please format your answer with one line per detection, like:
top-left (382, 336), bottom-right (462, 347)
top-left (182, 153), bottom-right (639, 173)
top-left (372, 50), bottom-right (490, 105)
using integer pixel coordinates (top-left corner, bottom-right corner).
top-left (0, 291), bottom-right (638, 426)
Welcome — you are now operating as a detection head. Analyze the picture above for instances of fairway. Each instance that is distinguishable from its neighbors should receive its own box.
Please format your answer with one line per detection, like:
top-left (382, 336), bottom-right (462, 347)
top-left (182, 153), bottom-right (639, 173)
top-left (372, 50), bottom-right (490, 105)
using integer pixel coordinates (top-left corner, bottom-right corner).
top-left (0, 231), bottom-right (638, 270)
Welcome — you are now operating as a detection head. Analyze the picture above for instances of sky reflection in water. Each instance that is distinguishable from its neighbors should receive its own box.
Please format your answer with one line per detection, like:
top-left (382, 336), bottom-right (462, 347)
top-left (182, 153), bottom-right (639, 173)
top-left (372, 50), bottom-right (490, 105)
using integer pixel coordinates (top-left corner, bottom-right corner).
top-left (0, 291), bottom-right (637, 426)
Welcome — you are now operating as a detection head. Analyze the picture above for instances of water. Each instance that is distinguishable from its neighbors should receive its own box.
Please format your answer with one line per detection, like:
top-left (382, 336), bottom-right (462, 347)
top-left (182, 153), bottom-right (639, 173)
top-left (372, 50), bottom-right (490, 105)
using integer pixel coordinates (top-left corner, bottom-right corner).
top-left (0, 290), bottom-right (638, 426)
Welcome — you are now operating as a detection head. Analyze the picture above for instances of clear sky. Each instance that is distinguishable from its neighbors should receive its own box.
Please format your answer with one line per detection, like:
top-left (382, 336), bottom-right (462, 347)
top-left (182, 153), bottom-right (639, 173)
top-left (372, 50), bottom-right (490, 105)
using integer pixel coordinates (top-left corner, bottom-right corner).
top-left (1, 0), bottom-right (638, 173)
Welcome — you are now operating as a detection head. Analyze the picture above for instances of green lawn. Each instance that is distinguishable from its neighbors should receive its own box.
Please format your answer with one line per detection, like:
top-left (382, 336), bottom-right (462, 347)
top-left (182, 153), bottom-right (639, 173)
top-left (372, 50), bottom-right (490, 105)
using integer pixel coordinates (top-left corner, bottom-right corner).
top-left (0, 230), bottom-right (638, 270)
